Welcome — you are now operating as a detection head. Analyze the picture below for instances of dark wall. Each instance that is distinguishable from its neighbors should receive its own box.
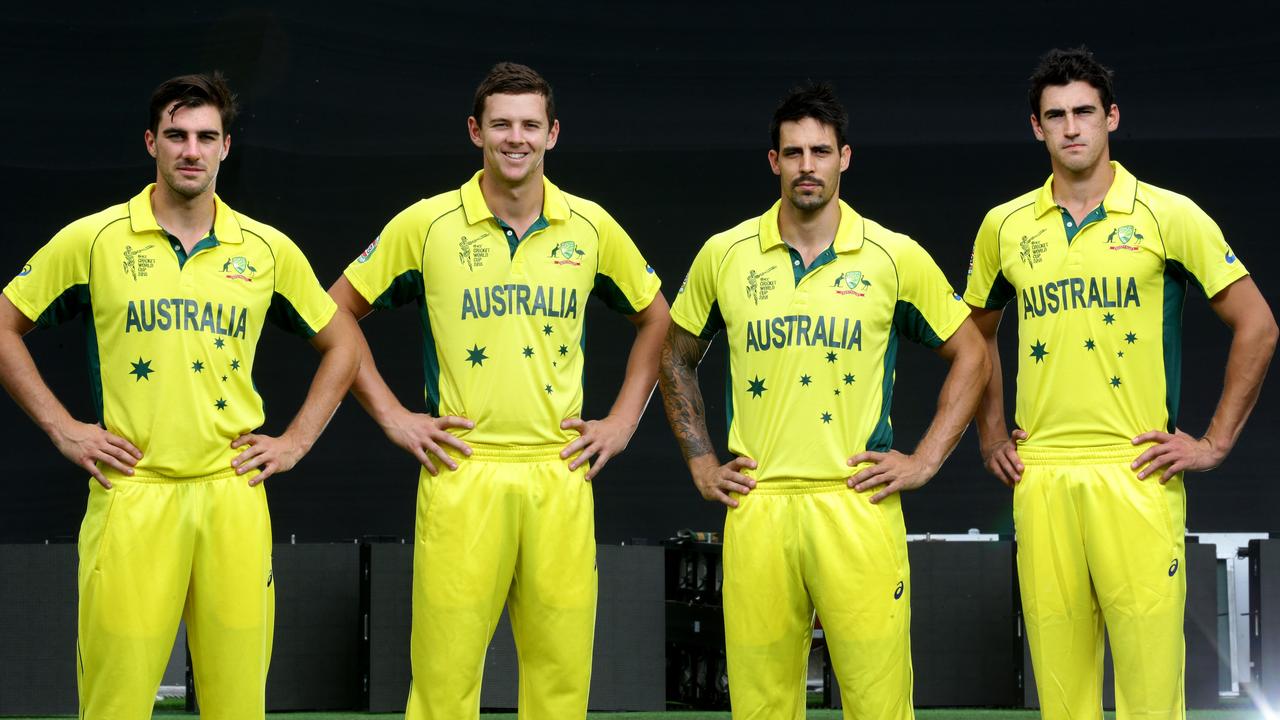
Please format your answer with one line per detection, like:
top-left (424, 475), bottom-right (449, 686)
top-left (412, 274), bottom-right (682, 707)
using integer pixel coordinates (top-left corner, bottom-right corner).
top-left (2, 3), bottom-right (1277, 543)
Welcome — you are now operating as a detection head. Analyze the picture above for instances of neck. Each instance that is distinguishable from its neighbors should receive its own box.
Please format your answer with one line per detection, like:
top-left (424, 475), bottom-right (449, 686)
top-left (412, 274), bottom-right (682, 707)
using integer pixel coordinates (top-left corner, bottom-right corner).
top-left (1051, 157), bottom-right (1115, 211)
top-left (778, 196), bottom-right (841, 255)
top-left (480, 168), bottom-right (544, 228)
top-left (151, 181), bottom-right (215, 247)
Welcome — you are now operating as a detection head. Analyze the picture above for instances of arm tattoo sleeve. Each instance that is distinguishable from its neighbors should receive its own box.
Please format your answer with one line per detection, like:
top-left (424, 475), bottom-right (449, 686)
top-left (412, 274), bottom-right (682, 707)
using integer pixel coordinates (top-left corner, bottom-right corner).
top-left (658, 322), bottom-right (716, 462)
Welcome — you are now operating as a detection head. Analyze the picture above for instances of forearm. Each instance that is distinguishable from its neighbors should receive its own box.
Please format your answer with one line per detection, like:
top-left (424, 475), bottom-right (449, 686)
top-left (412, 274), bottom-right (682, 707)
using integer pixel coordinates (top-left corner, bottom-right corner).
top-left (605, 306), bottom-right (668, 428)
top-left (657, 326), bottom-right (716, 466)
top-left (0, 330), bottom-right (76, 436)
top-left (280, 313), bottom-right (361, 452)
top-left (913, 328), bottom-right (990, 472)
top-left (975, 333), bottom-right (1009, 448)
top-left (1201, 317), bottom-right (1277, 452)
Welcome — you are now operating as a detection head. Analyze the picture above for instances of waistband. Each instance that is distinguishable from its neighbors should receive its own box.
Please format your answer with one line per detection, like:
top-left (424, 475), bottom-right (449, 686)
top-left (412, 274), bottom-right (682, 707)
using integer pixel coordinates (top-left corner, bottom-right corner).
top-left (746, 479), bottom-right (849, 496)
top-left (1018, 443), bottom-right (1150, 466)
top-left (447, 442), bottom-right (573, 463)
top-left (103, 466), bottom-right (246, 484)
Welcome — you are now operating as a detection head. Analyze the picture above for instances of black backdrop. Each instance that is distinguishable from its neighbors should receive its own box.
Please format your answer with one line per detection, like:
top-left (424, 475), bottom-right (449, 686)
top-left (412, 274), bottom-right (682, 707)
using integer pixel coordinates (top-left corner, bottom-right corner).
top-left (2, 3), bottom-right (1277, 543)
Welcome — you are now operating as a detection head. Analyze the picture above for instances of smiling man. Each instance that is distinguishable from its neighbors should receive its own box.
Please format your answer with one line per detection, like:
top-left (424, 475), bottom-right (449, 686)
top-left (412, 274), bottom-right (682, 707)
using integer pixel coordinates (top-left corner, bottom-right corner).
top-left (0, 72), bottom-right (360, 719)
top-left (328, 62), bottom-right (668, 719)
top-left (659, 82), bottom-right (987, 719)
top-left (965, 47), bottom-right (1277, 719)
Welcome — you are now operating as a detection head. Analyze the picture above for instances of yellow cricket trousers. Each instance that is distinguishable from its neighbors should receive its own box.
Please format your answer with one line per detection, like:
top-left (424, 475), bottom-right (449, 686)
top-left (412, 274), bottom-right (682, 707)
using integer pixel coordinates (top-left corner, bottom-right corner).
top-left (1016, 444), bottom-right (1187, 720)
top-left (723, 479), bottom-right (913, 720)
top-left (405, 444), bottom-right (596, 720)
top-left (77, 468), bottom-right (273, 719)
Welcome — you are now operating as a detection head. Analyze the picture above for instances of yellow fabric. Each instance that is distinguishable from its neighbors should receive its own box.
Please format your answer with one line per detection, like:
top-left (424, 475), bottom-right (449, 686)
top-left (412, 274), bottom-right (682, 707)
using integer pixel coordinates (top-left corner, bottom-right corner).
top-left (343, 171), bottom-right (662, 446)
top-left (670, 200), bottom-right (969, 482)
top-left (406, 446), bottom-right (596, 720)
top-left (2, 185), bottom-right (338, 477)
top-left (1015, 446), bottom-right (1186, 720)
top-left (723, 482), bottom-right (913, 720)
top-left (963, 162), bottom-right (1248, 447)
top-left (77, 469), bottom-right (273, 720)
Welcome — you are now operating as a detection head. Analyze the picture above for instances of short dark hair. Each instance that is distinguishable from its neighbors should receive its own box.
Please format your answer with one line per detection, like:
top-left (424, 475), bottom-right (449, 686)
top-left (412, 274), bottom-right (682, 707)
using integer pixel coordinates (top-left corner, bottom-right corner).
top-left (770, 81), bottom-right (848, 151)
top-left (149, 72), bottom-right (238, 134)
top-left (473, 62), bottom-right (556, 125)
top-left (1029, 47), bottom-right (1116, 117)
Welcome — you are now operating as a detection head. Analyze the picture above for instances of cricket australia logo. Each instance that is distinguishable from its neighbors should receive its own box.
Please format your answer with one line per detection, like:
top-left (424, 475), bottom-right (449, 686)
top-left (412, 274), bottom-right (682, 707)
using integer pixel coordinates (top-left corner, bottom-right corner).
top-left (550, 241), bottom-right (585, 266)
top-left (459, 234), bottom-right (490, 271)
top-left (833, 270), bottom-right (871, 297)
top-left (122, 245), bottom-right (156, 281)
top-left (1106, 225), bottom-right (1144, 252)
top-left (222, 256), bottom-right (257, 281)
top-left (745, 266), bottom-right (777, 305)
top-left (1019, 230), bottom-right (1048, 269)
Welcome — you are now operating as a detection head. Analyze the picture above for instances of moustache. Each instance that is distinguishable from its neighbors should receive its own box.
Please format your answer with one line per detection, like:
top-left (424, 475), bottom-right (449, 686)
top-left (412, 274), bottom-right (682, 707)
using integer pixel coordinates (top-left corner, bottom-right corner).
top-left (792, 176), bottom-right (823, 189)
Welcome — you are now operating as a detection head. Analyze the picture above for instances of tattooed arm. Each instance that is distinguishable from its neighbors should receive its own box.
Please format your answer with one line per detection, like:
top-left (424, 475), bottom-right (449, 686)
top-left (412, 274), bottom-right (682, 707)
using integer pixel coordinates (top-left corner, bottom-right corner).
top-left (658, 322), bottom-right (756, 507)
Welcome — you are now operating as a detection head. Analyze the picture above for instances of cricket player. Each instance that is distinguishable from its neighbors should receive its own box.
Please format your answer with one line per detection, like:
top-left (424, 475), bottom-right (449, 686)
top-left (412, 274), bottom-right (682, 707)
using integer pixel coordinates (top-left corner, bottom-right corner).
top-left (965, 47), bottom-right (1277, 719)
top-left (327, 62), bottom-right (669, 719)
top-left (658, 82), bottom-right (988, 720)
top-left (0, 73), bottom-right (360, 719)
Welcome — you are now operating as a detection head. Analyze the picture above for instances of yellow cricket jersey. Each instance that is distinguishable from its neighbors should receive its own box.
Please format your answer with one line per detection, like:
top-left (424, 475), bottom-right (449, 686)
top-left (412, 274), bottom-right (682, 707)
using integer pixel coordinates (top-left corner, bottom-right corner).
top-left (3, 185), bottom-right (338, 477)
top-left (963, 162), bottom-right (1249, 447)
top-left (670, 200), bottom-right (969, 483)
top-left (343, 170), bottom-right (662, 447)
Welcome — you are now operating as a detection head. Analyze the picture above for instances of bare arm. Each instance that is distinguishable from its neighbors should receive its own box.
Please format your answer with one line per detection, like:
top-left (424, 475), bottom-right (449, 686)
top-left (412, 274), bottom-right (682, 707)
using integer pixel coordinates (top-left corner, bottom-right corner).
top-left (326, 275), bottom-right (472, 475)
top-left (657, 322), bottom-right (756, 507)
top-left (848, 317), bottom-right (991, 502)
top-left (561, 292), bottom-right (672, 480)
top-left (230, 306), bottom-right (362, 484)
top-left (0, 295), bottom-right (141, 487)
top-left (1132, 276), bottom-right (1278, 481)
top-left (969, 306), bottom-right (1026, 486)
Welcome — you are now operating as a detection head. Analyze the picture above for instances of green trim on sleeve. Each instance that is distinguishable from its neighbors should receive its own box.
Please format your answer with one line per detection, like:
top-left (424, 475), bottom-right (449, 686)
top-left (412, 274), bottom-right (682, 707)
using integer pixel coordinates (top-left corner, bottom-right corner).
top-left (34, 283), bottom-right (89, 328)
top-left (267, 292), bottom-right (319, 338)
top-left (892, 299), bottom-right (945, 348)
top-left (591, 273), bottom-right (637, 315)
top-left (371, 270), bottom-right (425, 310)
top-left (984, 272), bottom-right (1016, 310)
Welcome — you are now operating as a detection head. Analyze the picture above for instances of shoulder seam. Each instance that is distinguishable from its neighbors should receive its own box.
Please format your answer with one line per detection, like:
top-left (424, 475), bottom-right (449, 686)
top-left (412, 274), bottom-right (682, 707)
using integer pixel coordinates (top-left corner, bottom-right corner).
top-left (863, 236), bottom-right (899, 299)
top-left (993, 201), bottom-right (1036, 265)
top-left (240, 226), bottom-right (279, 296)
top-left (420, 202), bottom-right (466, 276)
top-left (1133, 198), bottom-right (1168, 261)
top-left (87, 214), bottom-right (130, 288)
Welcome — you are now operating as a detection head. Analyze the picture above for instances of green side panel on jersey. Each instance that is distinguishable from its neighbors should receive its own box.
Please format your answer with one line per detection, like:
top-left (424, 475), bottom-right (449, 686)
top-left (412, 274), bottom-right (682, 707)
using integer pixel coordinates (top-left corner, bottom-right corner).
top-left (1162, 261), bottom-right (1190, 432)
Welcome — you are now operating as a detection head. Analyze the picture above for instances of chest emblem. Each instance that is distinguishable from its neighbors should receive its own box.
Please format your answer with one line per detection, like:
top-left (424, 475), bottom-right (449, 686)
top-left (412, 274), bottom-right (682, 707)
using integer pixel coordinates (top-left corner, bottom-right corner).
top-left (550, 241), bottom-right (585, 266)
top-left (122, 245), bottom-right (156, 281)
top-left (222, 256), bottom-right (257, 281)
top-left (746, 266), bottom-right (777, 305)
top-left (459, 234), bottom-right (491, 271)
top-left (1019, 230), bottom-right (1048, 269)
top-left (833, 270), bottom-right (871, 297)
top-left (1106, 225), bottom-right (1144, 252)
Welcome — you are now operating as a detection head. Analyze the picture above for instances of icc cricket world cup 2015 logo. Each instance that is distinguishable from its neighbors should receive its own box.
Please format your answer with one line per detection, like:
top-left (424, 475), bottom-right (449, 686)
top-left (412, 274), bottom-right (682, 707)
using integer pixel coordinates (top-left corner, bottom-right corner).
top-left (122, 245), bottom-right (156, 281)
top-left (833, 270), bottom-right (871, 296)
top-left (746, 266), bottom-right (777, 305)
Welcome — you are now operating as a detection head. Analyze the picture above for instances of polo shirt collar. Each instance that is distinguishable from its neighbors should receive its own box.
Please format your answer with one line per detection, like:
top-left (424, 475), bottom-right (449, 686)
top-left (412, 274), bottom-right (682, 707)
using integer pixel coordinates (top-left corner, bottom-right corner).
top-left (758, 199), bottom-right (865, 254)
top-left (1034, 161), bottom-right (1138, 219)
top-left (460, 170), bottom-right (572, 227)
top-left (127, 184), bottom-right (243, 244)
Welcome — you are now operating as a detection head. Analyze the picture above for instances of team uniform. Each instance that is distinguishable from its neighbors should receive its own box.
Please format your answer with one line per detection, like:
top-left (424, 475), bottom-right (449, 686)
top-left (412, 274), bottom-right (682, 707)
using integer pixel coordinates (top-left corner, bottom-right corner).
top-left (964, 161), bottom-right (1248, 719)
top-left (671, 200), bottom-right (968, 719)
top-left (343, 170), bottom-right (661, 719)
top-left (4, 185), bottom-right (337, 719)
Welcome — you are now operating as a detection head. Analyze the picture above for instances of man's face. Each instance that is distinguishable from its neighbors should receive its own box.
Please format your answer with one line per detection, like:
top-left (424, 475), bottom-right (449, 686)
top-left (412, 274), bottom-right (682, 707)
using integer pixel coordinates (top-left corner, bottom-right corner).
top-left (468, 93), bottom-right (559, 186)
top-left (1031, 80), bottom-right (1119, 175)
top-left (145, 103), bottom-right (229, 200)
top-left (768, 118), bottom-right (851, 213)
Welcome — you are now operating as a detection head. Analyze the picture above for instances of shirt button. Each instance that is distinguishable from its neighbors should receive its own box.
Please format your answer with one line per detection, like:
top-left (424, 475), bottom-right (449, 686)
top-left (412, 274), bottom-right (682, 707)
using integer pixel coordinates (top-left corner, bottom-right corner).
top-left (506, 230), bottom-right (514, 236)
top-left (1066, 221), bottom-right (1074, 227)
top-left (793, 259), bottom-right (800, 266)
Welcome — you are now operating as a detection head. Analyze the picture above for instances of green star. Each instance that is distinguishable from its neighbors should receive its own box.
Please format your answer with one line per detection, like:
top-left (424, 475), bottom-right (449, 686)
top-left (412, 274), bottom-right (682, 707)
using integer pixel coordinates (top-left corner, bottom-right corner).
top-left (191, 360), bottom-right (204, 373)
top-left (1102, 312), bottom-right (1116, 325)
top-left (214, 397), bottom-right (227, 410)
top-left (522, 346), bottom-right (534, 358)
top-left (833, 388), bottom-right (841, 396)
top-left (825, 352), bottom-right (837, 363)
top-left (128, 357), bottom-right (154, 381)
top-left (821, 411), bottom-right (832, 424)
top-left (1110, 376), bottom-right (1122, 388)
top-left (214, 338), bottom-right (225, 349)
top-left (747, 376), bottom-right (767, 398)
top-left (843, 373), bottom-right (855, 385)
top-left (1117, 351), bottom-right (1125, 358)
top-left (1084, 339), bottom-right (1096, 351)
top-left (800, 374), bottom-right (812, 386)
top-left (545, 384), bottom-right (553, 394)
top-left (1124, 331), bottom-right (1137, 344)
top-left (559, 344), bottom-right (569, 356)
top-left (465, 344), bottom-right (488, 367)
top-left (221, 375), bottom-right (228, 382)
top-left (542, 324), bottom-right (553, 336)
top-left (230, 359), bottom-right (240, 371)
top-left (1029, 340), bottom-right (1049, 364)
